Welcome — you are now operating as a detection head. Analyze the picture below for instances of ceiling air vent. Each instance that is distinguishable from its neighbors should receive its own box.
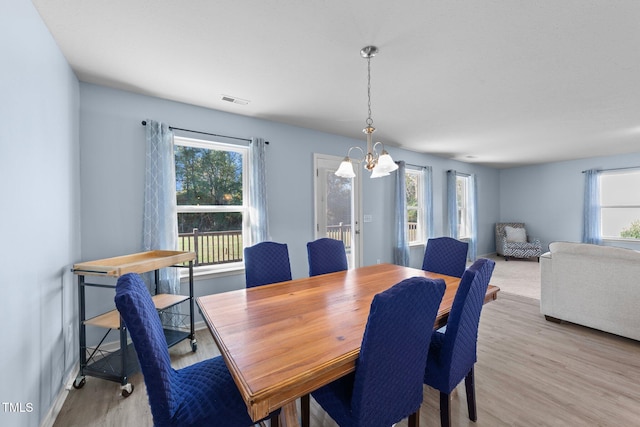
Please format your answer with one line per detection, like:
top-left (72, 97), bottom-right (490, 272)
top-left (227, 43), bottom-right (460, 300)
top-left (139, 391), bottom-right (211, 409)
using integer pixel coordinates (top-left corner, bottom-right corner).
top-left (221, 95), bottom-right (250, 105)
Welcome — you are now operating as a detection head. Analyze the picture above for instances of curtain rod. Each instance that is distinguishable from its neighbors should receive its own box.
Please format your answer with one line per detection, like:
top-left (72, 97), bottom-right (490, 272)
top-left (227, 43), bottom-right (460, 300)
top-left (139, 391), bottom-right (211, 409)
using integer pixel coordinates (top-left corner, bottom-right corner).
top-left (400, 162), bottom-right (429, 169)
top-left (447, 169), bottom-right (471, 176)
top-left (582, 166), bottom-right (640, 173)
top-left (141, 120), bottom-right (267, 144)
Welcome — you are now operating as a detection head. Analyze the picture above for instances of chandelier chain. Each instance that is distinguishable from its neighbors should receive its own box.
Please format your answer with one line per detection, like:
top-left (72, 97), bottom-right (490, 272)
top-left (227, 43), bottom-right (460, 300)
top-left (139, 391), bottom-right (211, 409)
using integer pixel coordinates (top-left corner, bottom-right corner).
top-left (366, 56), bottom-right (373, 127)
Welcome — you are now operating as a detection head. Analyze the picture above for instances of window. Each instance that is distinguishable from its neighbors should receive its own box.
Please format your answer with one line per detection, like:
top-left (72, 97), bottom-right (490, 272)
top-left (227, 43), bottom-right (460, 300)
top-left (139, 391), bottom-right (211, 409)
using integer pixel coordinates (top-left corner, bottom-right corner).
top-left (600, 170), bottom-right (640, 240)
top-left (456, 174), bottom-right (471, 239)
top-left (405, 169), bottom-right (424, 245)
top-left (174, 137), bottom-right (249, 268)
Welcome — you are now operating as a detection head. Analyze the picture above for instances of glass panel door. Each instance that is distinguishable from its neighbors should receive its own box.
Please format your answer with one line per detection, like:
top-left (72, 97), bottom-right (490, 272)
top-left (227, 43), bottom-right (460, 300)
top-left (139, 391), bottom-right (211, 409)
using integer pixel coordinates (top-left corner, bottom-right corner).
top-left (314, 154), bottom-right (361, 268)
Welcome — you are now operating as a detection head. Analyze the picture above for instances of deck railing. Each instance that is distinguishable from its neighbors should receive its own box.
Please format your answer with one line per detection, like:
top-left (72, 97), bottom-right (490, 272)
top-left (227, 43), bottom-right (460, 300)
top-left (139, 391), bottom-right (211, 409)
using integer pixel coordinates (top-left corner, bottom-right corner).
top-left (408, 222), bottom-right (417, 242)
top-left (179, 223), bottom-right (419, 266)
top-left (326, 223), bottom-right (352, 249)
top-left (178, 229), bottom-right (243, 266)
top-left (326, 222), bottom-right (418, 248)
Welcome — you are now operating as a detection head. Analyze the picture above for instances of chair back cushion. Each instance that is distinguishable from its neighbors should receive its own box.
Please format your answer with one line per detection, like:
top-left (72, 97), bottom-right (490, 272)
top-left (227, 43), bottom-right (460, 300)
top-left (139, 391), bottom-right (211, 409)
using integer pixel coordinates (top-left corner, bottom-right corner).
top-left (495, 222), bottom-right (526, 254)
top-left (244, 241), bottom-right (292, 287)
top-left (505, 226), bottom-right (527, 242)
top-left (422, 236), bottom-right (469, 278)
top-left (351, 277), bottom-right (446, 426)
top-left (307, 238), bottom-right (349, 276)
top-left (115, 273), bottom-right (175, 424)
top-left (426, 258), bottom-right (495, 393)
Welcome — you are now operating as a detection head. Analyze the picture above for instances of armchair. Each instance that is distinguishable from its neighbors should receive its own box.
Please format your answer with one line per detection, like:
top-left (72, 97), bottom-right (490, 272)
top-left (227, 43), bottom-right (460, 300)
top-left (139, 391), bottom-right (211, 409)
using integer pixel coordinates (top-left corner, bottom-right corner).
top-left (495, 222), bottom-right (541, 261)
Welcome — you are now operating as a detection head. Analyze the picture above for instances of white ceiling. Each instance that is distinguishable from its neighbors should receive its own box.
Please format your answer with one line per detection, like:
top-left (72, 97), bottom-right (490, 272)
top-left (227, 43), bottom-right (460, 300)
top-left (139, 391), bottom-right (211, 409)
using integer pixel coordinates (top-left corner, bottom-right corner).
top-left (32, 0), bottom-right (640, 168)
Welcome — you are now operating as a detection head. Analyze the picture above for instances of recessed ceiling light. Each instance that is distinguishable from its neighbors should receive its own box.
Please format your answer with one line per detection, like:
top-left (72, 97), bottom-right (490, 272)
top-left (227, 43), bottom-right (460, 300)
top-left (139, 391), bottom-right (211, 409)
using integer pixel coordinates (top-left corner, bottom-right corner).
top-left (221, 95), bottom-right (250, 105)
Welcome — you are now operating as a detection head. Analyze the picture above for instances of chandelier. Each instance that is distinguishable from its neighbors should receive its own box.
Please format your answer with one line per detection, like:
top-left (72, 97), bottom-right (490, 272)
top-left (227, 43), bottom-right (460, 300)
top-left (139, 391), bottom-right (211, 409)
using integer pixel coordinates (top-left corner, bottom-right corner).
top-left (335, 46), bottom-right (398, 179)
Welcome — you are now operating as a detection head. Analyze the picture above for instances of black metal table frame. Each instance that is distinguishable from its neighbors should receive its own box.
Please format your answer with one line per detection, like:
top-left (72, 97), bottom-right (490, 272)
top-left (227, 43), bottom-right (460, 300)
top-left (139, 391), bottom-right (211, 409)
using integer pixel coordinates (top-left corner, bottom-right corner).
top-left (73, 262), bottom-right (194, 396)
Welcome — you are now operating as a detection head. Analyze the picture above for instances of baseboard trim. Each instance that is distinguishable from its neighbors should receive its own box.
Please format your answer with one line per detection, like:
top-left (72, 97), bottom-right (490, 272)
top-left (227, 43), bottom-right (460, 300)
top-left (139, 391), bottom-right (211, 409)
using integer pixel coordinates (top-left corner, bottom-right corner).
top-left (39, 363), bottom-right (79, 427)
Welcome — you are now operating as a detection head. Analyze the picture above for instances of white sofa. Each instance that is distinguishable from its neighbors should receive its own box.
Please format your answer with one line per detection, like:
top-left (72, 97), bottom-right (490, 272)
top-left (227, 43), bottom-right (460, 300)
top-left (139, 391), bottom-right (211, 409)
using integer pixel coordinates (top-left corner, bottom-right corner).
top-left (540, 241), bottom-right (640, 341)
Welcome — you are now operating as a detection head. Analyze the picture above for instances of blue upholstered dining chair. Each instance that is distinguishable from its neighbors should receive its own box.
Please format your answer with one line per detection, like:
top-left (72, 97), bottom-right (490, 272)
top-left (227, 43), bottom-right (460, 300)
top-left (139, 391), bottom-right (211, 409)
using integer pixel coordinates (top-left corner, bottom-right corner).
top-left (422, 237), bottom-right (469, 278)
top-left (114, 273), bottom-right (280, 427)
top-left (423, 258), bottom-right (495, 427)
top-left (306, 237), bottom-right (349, 276)
top-left (243, 241), bottom-right (292, 288)
top-left (304, 276), bottom-right (446, 427)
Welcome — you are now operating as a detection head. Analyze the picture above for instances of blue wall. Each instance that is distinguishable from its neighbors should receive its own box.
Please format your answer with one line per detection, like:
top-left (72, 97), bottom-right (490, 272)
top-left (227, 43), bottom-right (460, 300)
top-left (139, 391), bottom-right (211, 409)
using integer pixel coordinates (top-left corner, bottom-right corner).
top-left (0, 1), bottom-right (81, 426)
top-left (78, 83), bottom-right (500, 326)
top-left (499, 152), bottom-right (640, 252)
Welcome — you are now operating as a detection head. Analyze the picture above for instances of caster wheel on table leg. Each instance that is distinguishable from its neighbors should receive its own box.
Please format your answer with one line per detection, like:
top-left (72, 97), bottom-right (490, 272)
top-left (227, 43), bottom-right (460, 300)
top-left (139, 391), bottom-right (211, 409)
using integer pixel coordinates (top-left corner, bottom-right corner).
top-left (121, 383), bottom-right (134, 398)
top-left (73, 377), bottom-right (86, 389)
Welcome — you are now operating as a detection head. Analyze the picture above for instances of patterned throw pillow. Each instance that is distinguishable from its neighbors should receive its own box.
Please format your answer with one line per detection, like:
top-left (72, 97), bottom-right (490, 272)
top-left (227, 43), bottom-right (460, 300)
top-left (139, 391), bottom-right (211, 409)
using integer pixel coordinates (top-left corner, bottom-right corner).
top-left (505, 226), bottom-right (527, 243)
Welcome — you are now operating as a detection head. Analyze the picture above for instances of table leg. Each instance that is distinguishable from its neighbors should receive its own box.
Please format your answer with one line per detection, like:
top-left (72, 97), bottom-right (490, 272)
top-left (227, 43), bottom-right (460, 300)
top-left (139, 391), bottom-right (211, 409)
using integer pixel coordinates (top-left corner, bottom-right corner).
top-left (279, 401), bottom-right (300, 427)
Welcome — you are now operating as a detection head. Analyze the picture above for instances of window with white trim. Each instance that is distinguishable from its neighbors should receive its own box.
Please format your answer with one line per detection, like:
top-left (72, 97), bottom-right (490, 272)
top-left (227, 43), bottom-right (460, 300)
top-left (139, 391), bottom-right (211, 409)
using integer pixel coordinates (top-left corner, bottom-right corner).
top-left (456, 174), bottom-right (471, 239)
top-left (174, 137), bottom-right (249, 269)
top-left (600, 170), bottom-right (640, 240)
top-left (405, 168), bottom-right (424, 245)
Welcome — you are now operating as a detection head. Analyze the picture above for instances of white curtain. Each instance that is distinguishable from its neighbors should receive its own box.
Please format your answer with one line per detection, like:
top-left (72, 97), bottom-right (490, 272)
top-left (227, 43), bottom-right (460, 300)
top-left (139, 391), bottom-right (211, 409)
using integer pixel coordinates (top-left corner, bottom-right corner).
top-left (143, 119), bottom-right (179, 295)
top-left (394, 161), bottom-right (409, 266)
top-left (249, 137), bottom-right (270, 244)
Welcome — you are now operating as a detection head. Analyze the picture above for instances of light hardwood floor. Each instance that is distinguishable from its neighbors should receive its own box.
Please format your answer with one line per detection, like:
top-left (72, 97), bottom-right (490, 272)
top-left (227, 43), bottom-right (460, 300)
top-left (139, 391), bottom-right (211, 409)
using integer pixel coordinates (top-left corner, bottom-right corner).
top-left (53, 262), bottom-right (640, 426)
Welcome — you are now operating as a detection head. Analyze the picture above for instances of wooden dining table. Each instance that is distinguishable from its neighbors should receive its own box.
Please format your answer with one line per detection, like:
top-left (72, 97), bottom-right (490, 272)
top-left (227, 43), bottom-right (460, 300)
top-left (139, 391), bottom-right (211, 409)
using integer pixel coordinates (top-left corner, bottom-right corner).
top-left (196, 263), bottom-right (499, 426)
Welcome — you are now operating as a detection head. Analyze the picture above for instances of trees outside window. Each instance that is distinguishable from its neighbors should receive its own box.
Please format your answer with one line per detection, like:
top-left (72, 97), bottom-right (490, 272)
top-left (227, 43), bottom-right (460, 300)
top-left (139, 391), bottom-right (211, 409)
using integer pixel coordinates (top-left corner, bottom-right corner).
top-left (174, 137), bottom-right (249, 267)
top-left (325, 172), bottom-right (352, 247)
